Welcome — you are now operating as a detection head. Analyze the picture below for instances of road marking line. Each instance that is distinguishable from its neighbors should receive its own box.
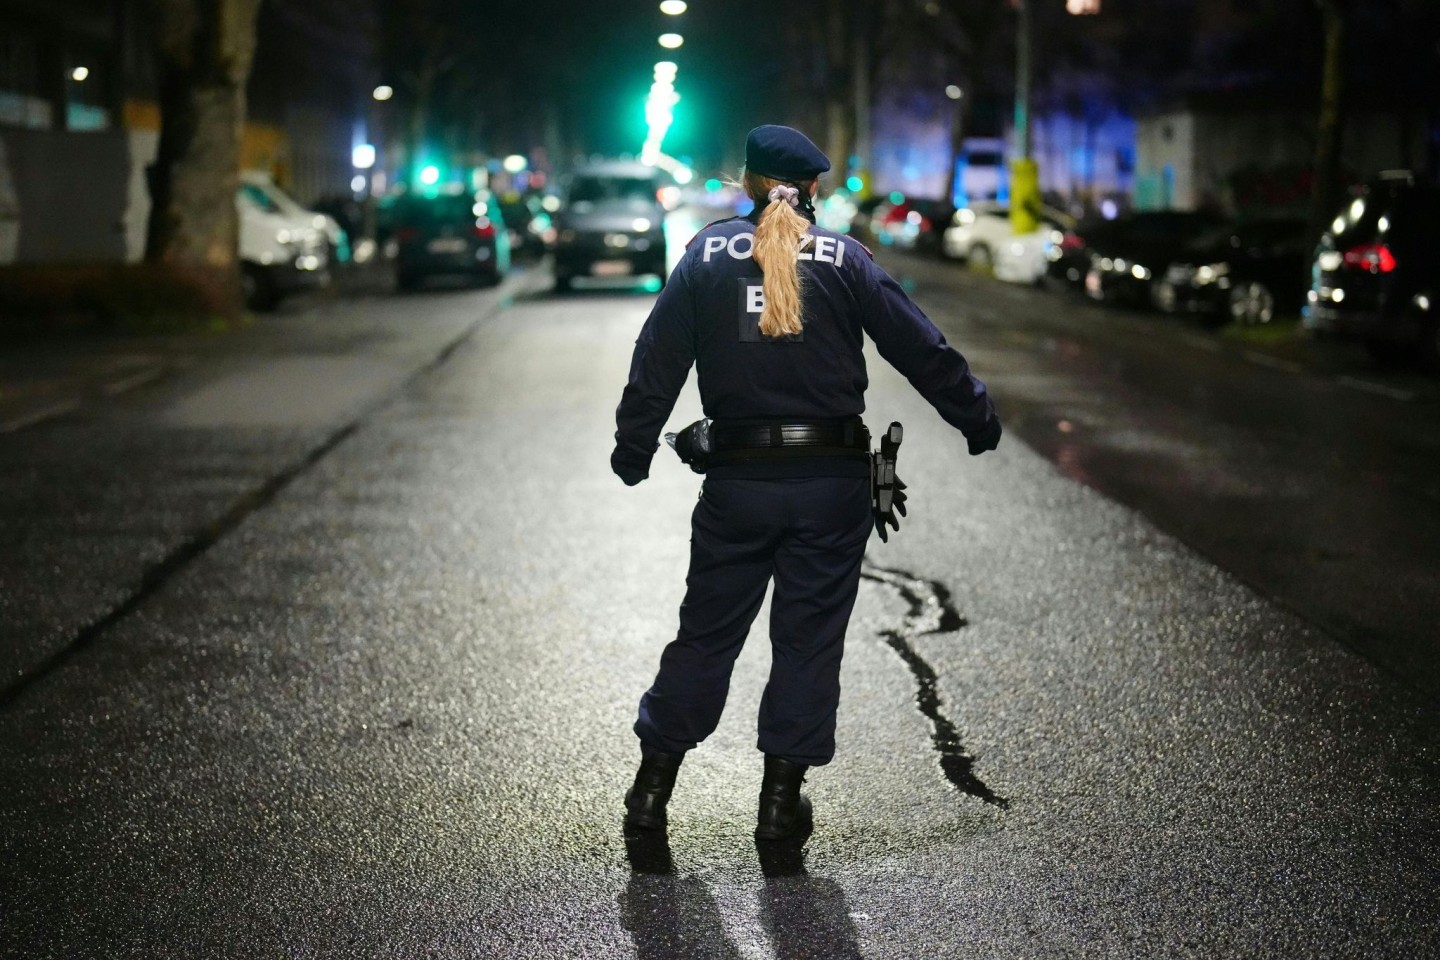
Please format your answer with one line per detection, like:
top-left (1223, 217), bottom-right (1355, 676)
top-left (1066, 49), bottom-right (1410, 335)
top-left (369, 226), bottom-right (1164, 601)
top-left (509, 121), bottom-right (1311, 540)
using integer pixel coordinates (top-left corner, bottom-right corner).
top-left (0, 398), bottom-right (82, 433)
top-left (1242, 351), bottom-right (1302, 373)
top-left (1336, 376), bottom-right (1416, 402)
top-left (103, 367), bottom-right (166, 396)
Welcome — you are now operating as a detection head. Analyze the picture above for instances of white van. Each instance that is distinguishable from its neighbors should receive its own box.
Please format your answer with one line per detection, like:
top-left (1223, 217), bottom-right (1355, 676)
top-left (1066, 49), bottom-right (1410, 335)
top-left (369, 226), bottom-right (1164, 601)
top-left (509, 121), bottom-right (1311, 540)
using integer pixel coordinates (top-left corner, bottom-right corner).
top-left (236, 176), bottom-right (331, 310)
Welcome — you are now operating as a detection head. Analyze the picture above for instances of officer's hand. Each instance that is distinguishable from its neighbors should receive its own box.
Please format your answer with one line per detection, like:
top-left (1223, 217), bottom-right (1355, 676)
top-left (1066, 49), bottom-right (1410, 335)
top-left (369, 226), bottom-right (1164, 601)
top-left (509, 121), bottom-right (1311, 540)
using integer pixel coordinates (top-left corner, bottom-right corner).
top-left (967, 419), bottom-right (1002, 456)
top-left (611, 448), bottom-right (649, 486)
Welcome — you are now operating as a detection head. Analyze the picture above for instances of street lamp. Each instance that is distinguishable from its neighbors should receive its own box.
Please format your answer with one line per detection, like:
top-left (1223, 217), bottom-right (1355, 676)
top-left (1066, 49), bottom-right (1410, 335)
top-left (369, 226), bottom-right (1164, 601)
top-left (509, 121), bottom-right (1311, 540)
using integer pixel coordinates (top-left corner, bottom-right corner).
top-left (372, 84), bottom-right (394, 102)
top-left (658, 33), bottom-right (684, 49)
top-left (945, 85), bottom-right (963, 101)
top-left (71, 66), bottom-right (90, 82)
top-left (659, 0), bottom-right (687, 13)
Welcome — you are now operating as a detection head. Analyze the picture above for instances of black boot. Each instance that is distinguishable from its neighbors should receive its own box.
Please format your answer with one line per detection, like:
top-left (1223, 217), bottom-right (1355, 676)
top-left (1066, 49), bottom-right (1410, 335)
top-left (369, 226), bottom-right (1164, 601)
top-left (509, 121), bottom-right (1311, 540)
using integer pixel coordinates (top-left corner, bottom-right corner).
top-left (624, 749), bottom-right (684, 832)
top-left (755, 755), bottom-right (813, 841)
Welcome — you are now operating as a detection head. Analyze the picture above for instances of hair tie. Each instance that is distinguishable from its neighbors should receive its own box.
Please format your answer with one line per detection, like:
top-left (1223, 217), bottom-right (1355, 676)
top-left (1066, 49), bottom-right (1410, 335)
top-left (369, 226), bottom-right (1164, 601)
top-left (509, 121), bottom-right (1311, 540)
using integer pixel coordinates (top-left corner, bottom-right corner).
top-left (767, 184), bottom-right (800, 208)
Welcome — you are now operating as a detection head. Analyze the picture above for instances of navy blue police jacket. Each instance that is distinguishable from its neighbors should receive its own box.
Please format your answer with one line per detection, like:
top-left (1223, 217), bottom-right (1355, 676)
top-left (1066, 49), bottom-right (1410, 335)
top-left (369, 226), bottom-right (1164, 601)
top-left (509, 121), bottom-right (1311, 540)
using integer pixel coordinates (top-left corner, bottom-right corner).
top-left (612, 207), bottom-right (999, 482)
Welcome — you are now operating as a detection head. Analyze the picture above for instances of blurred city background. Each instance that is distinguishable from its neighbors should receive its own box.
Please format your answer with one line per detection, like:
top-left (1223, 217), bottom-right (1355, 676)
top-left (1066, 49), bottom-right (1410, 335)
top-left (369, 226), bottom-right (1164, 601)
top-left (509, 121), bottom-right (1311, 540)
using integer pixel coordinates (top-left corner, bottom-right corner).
top-left (1, 1), bottom-right (1436, 324)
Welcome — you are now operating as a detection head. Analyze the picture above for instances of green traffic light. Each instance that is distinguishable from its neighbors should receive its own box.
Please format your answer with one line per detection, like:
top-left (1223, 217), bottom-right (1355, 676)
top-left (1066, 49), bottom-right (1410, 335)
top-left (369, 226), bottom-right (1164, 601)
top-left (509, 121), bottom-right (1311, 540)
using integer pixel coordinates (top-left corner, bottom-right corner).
top-left (846, 176), bottom-right (863, 192)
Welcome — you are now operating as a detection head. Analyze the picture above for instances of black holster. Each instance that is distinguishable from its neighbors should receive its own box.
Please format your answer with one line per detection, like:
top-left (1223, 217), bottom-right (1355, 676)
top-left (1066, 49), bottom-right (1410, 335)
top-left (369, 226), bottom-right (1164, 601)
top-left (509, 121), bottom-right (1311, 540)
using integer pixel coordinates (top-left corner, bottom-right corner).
top-left (665, 418), bottom-right (714, 474)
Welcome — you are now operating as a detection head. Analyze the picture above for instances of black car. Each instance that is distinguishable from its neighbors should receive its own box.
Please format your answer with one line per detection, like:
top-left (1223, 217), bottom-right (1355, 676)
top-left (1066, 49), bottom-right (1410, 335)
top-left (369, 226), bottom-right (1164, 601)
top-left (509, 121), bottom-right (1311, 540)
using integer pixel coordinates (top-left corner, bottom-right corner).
top-left (1153, 218), bottom-right (1311, 326)
top-left (1077, 210), bottom-right (1226, 307)
top-left (552, 161), bottom-right (668, 291)
top-left (1305, 173), bottom-right (1440, 366)
top-left (1044, 216), bottom-right (1124, 292)
top-left (391, 189), bottom-right (511, 291)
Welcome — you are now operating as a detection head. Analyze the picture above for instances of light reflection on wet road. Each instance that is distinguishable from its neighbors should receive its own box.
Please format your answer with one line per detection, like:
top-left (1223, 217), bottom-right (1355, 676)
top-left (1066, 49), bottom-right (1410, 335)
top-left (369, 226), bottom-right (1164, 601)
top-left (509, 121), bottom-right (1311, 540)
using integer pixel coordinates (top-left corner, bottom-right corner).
top-left (885, 251), bottom-right (1440, 699)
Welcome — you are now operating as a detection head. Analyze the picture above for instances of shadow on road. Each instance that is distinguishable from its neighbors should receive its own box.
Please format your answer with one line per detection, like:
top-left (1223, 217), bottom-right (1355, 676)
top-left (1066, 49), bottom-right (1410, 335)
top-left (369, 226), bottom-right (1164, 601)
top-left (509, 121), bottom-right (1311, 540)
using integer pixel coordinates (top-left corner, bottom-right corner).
top-left (621, 830), bottom-right (740, 959)
top-left (619, 831), bottom-right (864, 959)
top-left (757, 839), bottom-right (865, 960)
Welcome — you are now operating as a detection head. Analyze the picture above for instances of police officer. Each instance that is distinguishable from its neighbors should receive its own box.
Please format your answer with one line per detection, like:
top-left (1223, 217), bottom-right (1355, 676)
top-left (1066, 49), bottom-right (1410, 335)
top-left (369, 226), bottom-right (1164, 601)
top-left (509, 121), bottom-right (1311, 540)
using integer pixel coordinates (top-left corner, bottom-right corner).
top-left (612, 124), bottom-right (1001, 841)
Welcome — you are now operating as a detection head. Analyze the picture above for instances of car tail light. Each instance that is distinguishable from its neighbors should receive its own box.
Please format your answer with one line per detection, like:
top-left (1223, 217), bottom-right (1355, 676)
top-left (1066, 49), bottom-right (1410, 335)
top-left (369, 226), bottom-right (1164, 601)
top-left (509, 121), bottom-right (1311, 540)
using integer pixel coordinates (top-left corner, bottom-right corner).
top-left (1059, 232), bottom-right (1085, 253)
top-left (395, 226), bottom-right (420, 245)
top-left (1341, 243), bottom-right (1397, 273)
top-left (473, 217), bottom-right (496, 238)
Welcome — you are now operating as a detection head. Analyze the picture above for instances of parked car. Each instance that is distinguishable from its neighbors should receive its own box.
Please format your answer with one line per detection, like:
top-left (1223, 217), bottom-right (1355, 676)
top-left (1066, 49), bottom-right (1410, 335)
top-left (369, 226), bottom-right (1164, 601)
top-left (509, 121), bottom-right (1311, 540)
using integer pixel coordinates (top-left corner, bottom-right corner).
top-left (1153, 217), bottom-right (1311, 325)
top-left (863, 195), bottom-right (952, 255)
top-left (1045, 216), bottom-right (1125, 292)
top-left (237, 182), bottom-right (330, 311)
top-left (241, 171), bottom-right (349, 265)
top-left (390, 188), bottom-right (511, 291)
top-left (941, 200), bottom-right (1008, 263)
top-left (492, 190), bottom-right (552, 260)
top-left (944, 201), bottom-right (1073, 269)
top-left (1305, 173), bottom-right (1440, 366)
top-left (552, 161), bottom-right (668, 291)
top-left (846, 195), bottom-right (890, 244)
top-left (1077, 210), bottom-right (1226, 307)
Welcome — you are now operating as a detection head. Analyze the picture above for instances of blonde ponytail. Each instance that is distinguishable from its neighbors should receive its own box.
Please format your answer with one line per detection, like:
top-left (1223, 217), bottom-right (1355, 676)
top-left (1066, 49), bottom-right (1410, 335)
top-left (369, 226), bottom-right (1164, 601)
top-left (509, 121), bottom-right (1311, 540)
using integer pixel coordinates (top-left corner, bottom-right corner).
top-left (745, 170), bottom-right (811, 338)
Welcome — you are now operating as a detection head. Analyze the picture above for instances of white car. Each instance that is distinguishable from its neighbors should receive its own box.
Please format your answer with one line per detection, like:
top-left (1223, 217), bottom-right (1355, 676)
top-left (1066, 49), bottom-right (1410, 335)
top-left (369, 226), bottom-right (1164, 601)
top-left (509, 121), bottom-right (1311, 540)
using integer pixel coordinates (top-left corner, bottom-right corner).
top-left (943, 202), bottom-right (1072, 269)
top-left (941, 202), bottom-right (1013, 265)
top-left (237, 180), bottom-right (330, 310)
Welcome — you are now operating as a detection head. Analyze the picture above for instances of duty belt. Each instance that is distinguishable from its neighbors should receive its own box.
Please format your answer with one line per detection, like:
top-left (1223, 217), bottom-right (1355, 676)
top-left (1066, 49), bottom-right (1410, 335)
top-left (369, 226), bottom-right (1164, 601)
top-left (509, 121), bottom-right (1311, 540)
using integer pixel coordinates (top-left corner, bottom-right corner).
top-left (708, 418), bottom-right (870, 464)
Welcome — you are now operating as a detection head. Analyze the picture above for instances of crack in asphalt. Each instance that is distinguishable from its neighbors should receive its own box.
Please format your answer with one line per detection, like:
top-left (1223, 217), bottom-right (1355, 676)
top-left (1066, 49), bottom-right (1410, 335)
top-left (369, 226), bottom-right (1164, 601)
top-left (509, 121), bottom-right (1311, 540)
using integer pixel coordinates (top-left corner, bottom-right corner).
top-left (861, 562), bottom-right (1009, 808)
top-left (0, 279), bottom-right (534, 712)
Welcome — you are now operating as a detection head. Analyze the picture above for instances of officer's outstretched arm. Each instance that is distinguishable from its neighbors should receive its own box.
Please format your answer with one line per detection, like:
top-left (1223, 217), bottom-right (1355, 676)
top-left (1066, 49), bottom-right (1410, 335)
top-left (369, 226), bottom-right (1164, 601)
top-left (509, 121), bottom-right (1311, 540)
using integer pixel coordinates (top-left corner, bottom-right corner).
top-left (860, 267), bottom-right (1001, 455)
top-left (612, 261), bottom-right (698, 484)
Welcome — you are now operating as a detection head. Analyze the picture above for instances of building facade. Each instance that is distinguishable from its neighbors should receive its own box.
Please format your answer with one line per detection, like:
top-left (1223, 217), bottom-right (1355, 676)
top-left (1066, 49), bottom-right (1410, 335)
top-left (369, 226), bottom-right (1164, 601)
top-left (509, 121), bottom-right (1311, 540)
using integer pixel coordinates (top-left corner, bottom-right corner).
top-left (0, 0), bottom-right (375, 265)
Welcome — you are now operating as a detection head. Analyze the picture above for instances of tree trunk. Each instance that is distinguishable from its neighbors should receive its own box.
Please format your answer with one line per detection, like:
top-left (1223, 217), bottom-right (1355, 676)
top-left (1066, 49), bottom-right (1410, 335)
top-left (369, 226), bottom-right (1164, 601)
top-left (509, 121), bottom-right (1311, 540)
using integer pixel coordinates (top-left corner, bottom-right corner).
top-left (144, 0), bottom-right (262, 312)
top-left (1309, 0), bottom-right (1346, 243)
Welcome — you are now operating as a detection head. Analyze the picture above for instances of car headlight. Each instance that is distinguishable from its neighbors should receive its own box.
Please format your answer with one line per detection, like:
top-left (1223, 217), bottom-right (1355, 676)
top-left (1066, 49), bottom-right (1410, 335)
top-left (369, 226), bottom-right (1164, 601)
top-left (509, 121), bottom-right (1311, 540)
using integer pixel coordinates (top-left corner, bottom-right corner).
top-left (1195, 263), bottom-right (1229, 285)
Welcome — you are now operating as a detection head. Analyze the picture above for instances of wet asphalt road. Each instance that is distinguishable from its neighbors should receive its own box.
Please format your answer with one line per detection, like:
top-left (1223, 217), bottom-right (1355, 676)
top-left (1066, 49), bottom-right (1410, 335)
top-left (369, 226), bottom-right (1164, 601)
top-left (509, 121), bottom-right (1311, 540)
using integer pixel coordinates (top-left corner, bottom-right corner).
top-left (1, 260), bottom-right (1438, 958)
top-left (878, 252), bottom-right (1440, 701)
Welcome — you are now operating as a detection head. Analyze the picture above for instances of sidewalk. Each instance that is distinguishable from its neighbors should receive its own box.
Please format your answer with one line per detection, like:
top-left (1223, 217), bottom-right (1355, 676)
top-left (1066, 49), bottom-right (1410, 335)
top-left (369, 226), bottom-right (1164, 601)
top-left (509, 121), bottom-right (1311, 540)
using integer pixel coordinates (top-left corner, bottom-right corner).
top-left (0, 261), bottom-right (400, 433)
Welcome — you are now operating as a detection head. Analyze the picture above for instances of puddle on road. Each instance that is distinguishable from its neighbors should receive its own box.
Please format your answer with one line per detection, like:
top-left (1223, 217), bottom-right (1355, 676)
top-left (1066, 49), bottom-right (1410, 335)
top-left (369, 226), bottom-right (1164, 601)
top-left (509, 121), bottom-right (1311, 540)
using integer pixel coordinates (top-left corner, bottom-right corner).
top-left (860, 563), bottom-right (1009, 808)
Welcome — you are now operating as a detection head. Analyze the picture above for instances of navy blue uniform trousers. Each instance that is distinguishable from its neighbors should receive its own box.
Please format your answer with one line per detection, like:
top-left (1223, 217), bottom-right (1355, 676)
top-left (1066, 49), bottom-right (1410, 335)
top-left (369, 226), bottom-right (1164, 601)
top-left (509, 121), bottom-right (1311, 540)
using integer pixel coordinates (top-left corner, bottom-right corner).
top-left (635, 475), bottom-right (873, 766)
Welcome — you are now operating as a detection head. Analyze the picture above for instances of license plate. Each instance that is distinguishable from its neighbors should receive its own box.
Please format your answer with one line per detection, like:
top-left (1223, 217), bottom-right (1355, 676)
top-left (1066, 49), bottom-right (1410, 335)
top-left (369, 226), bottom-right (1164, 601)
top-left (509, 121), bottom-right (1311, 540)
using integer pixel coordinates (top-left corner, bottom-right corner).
top-left (591, 259), bottom-right (633, 277)
top-left (428, 238), bottom-right (467, 254)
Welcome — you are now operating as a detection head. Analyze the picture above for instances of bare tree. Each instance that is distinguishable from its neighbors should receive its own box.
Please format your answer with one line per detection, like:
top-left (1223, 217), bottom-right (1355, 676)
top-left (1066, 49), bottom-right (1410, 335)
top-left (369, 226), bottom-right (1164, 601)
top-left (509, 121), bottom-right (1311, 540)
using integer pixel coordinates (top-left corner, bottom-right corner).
top-left (143, 0), bottom-right (264, 310)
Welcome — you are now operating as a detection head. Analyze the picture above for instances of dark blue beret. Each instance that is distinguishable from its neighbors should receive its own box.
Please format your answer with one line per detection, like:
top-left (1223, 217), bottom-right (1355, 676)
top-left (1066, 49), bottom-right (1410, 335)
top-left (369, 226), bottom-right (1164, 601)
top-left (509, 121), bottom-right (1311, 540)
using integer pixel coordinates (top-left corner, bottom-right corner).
top-left (745, 124), bottom-right (831, 181)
